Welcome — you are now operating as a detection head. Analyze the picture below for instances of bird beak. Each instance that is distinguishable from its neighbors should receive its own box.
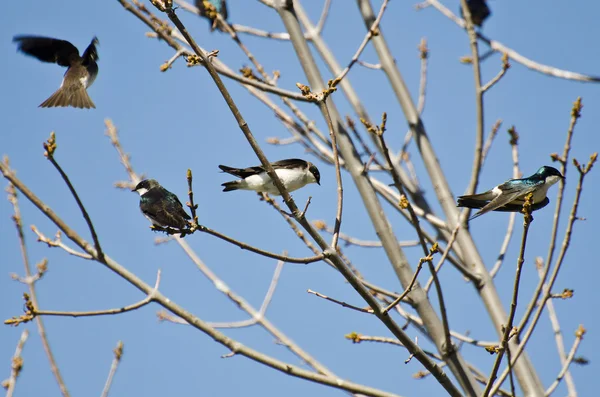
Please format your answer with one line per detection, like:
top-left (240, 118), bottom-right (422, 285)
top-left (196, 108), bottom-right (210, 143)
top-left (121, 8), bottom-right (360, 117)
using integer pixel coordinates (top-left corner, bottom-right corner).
top-left (131, 188), bottom-right (137, 192)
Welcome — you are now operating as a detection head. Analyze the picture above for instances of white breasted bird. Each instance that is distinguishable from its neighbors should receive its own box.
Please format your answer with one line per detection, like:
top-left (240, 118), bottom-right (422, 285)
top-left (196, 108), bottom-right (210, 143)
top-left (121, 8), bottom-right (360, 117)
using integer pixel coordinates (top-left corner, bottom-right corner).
top-left (219, 158), bottom-right (321, 195)
top-left (457, 166), bottom-right (564, 220)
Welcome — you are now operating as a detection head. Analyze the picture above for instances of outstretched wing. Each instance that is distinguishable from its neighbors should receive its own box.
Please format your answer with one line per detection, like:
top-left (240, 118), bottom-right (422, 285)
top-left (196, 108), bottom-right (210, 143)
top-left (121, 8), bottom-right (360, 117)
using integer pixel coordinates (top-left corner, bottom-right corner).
top-left (14, 36), bottom-right (79, 67)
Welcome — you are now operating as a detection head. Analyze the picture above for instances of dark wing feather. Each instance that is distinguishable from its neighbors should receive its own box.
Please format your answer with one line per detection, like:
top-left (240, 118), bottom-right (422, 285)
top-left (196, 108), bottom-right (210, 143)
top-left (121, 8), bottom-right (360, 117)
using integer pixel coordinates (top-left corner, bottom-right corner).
top-left (168, 193), bottom-right (192, 221)
top-left (81, 37), bottom-right (99, 63)
top-left (219, 159), bottom-right (307, 179)
top-left (219, 164), bottom-right (263, 179)
top-left (13, 36), bottom-right (80, 66)
top-left (270, 158), bottom-right (308, 169)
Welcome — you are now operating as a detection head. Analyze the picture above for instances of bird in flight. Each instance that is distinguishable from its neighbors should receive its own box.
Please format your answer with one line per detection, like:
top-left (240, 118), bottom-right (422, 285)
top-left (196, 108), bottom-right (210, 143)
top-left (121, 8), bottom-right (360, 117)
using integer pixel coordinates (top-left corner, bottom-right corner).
top-left (14, 35), bottom-right (99, 109)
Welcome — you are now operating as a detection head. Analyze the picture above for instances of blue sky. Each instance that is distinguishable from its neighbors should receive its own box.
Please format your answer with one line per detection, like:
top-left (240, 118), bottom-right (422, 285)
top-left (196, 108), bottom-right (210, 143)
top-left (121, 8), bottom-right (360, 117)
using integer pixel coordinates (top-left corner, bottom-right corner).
top-left (1, 1), bottom-right (599, 396)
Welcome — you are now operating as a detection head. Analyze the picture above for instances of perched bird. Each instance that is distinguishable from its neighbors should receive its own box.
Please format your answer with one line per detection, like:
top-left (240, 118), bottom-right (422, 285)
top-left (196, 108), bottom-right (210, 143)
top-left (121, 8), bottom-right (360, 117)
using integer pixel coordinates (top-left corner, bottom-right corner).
top-left (13, 35), bottom-right (99, 109)
top-left (219, 158), bottom-right (321, 195)
top-left (460, 0), bottom-right (491, 27)
top-left (132, 179), bottom-right (191, 231)
top-left (195, 0), bottom-right (228, 30)
top-left (457, 166), bottom-right (564, 220)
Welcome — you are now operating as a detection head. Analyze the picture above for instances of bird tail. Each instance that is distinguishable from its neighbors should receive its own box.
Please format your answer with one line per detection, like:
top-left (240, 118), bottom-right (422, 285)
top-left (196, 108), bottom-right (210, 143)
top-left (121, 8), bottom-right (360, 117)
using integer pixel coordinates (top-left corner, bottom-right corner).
top-left (40, 86), bottom-right (95, 109)
top-left (456, 197), bottom-right (487, 209)
top-left (218, 165), bottom-right (245, 178)
top-left (222, 181), bottom-right (240, 192)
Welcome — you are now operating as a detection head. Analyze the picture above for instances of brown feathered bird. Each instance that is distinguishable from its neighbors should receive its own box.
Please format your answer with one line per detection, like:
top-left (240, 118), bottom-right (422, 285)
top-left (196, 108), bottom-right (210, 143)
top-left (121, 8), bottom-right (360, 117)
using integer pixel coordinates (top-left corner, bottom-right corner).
top-left (13, 35), bottom-right (99, 109)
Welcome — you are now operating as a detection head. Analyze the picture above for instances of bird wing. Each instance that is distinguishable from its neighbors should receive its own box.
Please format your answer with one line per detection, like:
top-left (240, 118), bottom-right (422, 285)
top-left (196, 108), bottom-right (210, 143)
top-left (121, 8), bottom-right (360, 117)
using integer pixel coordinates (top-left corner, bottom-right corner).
top-left (81, 37), bottom-right (99, 63)
top-left (219, 164), bottom-right (263, 179)
top-left (270, 158), bottom-right (308, 169)
top-left (13, 36), bottom-right (80, 67)
top-left (457, 188), bottom-right (497, 202)
top-left (219, 159), bottom-right (307, 179)
top-left (469, 181), bottom-right (541, 220)
top-left (169, 194), bottom-right (192, 220)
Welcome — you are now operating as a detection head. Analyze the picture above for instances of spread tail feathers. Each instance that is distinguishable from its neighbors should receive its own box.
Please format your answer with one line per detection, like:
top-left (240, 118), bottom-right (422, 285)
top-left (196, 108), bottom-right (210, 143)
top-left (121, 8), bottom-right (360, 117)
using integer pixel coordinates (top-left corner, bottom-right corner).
top-left (40, 86), bottom-right (95, 109)
top-left (221, 181), bottom-right (240, 192)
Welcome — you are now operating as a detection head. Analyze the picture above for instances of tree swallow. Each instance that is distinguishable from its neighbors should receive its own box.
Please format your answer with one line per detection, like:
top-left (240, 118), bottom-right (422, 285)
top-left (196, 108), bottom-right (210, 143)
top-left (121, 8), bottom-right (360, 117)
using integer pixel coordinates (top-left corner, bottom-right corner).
top-left (457, 166), bottom-right (564, 220)
top-left (195, 0), bottom-right (228, 30)
top-left (219, 158), bottom-right (321, 195)
top-left (460, 0), bottom-right (491, 27)
top-left (14, 35), bottom-right (99, 109)
top-left (132, 179), bottom-right (191, 231)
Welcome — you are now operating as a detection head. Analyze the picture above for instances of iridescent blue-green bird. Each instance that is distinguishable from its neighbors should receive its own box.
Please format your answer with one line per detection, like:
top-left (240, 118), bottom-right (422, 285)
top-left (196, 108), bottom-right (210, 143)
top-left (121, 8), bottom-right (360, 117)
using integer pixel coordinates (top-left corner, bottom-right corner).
top-left (460, 0), bottom-right (491, 27)
top-left (133, 179), bottom-right (191, 231)
top-left (457, 166), bottom-right (564, 220)
top-left (196, 0), bottom-right (228, 31)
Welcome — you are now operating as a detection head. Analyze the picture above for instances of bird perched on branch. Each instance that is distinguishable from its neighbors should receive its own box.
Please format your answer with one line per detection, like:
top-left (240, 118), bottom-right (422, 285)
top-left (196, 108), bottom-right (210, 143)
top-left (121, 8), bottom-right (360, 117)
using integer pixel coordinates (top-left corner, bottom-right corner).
top-left (13, 35), bottom-right (99, 109)
top-left (460, 0), bottom-right (491, 27)
top-left (457, 166), bottom-right (564, 220)
top-left (196, 0), bottom-right (228, 31)
top-left (219, 159), bottom-right (321, 195)
top-left (133, 179), bottom-right (191, 232)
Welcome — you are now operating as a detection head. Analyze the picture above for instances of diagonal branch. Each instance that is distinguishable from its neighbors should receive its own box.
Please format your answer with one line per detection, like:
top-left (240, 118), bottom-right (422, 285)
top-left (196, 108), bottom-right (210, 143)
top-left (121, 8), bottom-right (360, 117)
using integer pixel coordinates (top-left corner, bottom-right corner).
top-left (100, 341), bottom-right (124, 397)
top-left (44, 132), bottom-right (104, 260)
top-left (3, 330), bottom-right (28, 397)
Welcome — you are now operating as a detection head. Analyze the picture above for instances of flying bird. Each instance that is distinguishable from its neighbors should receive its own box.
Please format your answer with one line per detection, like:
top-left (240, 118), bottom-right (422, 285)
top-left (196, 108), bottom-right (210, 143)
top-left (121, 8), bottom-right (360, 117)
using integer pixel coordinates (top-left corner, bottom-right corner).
top-left (133, 179), bottom-right (191, 231)
top-left (219, 158), bottom-right (321, 195)
top-left (460, 0), bottom-right (491, 27)
top-left (195, 0), bottom-right (228, 31)
top-left (13, 35), bottom-right (99, 109)
top-left (457, 166), bottom-right (564, 220)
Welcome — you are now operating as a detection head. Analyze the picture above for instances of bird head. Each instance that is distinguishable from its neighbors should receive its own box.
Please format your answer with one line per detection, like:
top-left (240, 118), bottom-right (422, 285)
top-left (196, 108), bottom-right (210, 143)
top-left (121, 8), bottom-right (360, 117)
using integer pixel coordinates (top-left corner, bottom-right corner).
top-left (132, 179), bottom-right (160, 195)
top-left (537, 166), bottom-right (564, 186)
top-left (308, 162), bottom-right (321, 185)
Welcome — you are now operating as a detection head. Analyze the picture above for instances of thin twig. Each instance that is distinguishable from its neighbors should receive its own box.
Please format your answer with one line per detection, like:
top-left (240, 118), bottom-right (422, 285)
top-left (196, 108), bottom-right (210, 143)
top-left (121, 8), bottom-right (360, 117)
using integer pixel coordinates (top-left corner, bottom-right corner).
top-left (198, 224), bottom-right (324, 264)
top-left (3, 330), bottom-right (28, 397)
top-left (4, 178), bottom-right (70, 397)
top-left (319, 101), bottom-right (344, 249)
top-left (481, 119), bottom-right (502, 164)
top-left (6, 270), bottom-right (161, 325)
top-left (482, 53), bottom-right (511, 93)
top-left (307, 289), bottom-right (373, 314)
top-left (315, 0), bottom-right (332, 34)
top-left (314, 221), bottom-right (419, 248)
top-left (482, 193), bottom-right (536, 397)
top-left (370, 116), bottom-right (452, 353)
top-left (31, 227), bottom-right (93, 259)
top-left (383, 253), bottom-right (430, 313)
top-left (332, 0), bottom-right (389, 84)
top-left (425, 0), bottom-right (600, 83)
top-left (519, 99), bottom-right (581, 337)
top-left (545, 325), bottom-right (585, 396)
top-left (536, 258), bottom-right (577, 396)
top-left (100, 341), bottom-right (124, 397)
top-left (206, 258), bottom-right (285, 329)
top-left (459, 0), bottom-right (485, 203)
top-left (424, 224), bottom-right (460, 293)
top-left (44, 132), bottom-right (104, 260)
